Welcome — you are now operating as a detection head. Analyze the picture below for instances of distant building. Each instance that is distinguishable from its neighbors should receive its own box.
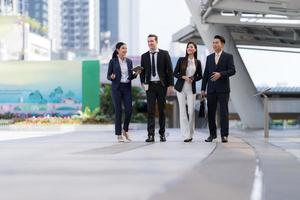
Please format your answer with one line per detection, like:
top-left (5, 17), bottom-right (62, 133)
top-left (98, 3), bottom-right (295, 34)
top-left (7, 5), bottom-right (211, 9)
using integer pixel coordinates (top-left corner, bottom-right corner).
top-left (118, 0), bottom-right (139, 56)
top-left (0, 0), bottom-right (19, 15)
top-left (99, 0), bottom-right (140, 57)
top-left (18, 0), bottom-right (48, 28)
top-left (18, 0), bottom-right (100, 59)
top-left (100, 0), bottom-right (119, 52)
top-left (0, 16), bottom-right (51, 61)
top-left (2, 0), bottom-right (105, 59)
top-left (60, 0), bottom-right (100, 58)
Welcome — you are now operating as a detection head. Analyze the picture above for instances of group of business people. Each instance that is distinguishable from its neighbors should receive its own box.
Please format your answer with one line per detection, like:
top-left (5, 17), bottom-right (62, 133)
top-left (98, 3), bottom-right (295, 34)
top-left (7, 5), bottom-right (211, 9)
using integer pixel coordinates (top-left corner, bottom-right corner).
top-left (107, 34), bottom-right (236, 143)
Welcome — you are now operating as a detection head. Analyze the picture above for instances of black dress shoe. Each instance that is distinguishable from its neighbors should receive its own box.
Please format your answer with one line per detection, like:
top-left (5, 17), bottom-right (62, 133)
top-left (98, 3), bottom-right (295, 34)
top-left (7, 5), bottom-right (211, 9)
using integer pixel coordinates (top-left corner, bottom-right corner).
top-left (145, 136), bottom-right (155, 142)
top-left (184, 138), bottom-right (193, 142)
top-left (205, 136), bottom-right (217, 142)
top-left (160, 135), bottom-right (166, 142)
top-left (221, 136), bottom-right (228, 143)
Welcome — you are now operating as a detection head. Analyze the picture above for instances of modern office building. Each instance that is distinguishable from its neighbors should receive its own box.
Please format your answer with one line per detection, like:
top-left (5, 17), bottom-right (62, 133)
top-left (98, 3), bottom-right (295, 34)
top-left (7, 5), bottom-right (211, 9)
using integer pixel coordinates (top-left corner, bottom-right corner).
top-left (18, 0), bottom-right (48, 28)
top-left (118, 0), bottom-right (139, 56)
top-left (60, 0), bottom-right (100, 57)
top-left (0, 16), bottom-right (51, 61)
top-left (99, 0), bottom-right (139, 56)
top-left (100, 0), bottom-right (119, 52)
top-left (18, 0), bottom-right (100, 58)
top-left (0, 0), bottom-right (19, 15)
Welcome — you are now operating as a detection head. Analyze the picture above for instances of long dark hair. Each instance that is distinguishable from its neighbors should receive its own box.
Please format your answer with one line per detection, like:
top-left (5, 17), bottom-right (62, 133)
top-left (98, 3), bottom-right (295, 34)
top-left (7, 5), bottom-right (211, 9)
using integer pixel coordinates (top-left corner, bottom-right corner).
top-left (112, 42), bottom-right (126, 59)
top-left (181, 41), bottom-right (198, 73)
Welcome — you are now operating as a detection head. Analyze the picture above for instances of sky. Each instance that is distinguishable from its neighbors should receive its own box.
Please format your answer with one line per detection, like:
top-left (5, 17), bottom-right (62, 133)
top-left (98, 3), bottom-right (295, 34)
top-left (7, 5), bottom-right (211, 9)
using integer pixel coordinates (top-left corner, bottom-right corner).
top-left (138, 0), bottom-right (300, 87)
top-left (139, 0), bottom-right (191, 53)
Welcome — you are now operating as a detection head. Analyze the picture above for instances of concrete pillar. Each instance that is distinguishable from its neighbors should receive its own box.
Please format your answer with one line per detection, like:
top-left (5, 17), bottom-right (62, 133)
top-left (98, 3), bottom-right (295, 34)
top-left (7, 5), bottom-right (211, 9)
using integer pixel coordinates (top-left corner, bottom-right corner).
top-left (186, 0), bottom-right (264, 128)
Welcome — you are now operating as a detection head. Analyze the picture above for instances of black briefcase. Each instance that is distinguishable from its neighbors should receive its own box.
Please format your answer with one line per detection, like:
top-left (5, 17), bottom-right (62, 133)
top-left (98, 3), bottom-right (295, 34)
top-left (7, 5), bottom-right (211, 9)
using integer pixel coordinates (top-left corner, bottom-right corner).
top-left (198, 99), bottom-right (206, 118)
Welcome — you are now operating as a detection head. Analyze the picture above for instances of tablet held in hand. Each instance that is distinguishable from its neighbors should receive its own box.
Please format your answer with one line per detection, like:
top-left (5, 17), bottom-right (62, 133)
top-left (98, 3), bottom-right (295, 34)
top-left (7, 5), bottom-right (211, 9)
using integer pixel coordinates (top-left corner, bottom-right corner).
top-left (132, 65), bottom-right (143, 72)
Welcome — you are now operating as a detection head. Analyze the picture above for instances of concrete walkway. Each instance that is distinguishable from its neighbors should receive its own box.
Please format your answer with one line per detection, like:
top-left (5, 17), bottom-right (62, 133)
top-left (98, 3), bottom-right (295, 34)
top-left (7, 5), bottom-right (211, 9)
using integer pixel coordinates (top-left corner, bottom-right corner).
top-left (0, 125), bottom-right (299, 200)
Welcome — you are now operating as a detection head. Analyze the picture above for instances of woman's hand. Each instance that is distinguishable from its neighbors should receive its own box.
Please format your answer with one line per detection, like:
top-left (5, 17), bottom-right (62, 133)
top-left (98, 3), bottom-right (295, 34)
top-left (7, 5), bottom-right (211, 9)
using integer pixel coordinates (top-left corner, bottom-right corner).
top-left (182, 76), bottom-right (193, 83)
top-left (200, 90), bottom-right (206, 99)
top-left (135, 69), bottom-right (142, 75)
top-left (111, 73), bottom-right (116, 80)
top-left (187, 77), bottom-right (193, 84)
top-left (182, 76), bottom-right (189, 80)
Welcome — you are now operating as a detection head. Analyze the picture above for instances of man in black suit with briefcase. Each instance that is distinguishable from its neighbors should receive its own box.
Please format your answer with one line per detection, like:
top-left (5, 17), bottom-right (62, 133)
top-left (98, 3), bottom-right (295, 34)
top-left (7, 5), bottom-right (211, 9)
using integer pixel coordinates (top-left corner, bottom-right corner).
top-left (201, 35), bottom-right (236, 143)
top-left (140, 34), bottom-right (174, 142)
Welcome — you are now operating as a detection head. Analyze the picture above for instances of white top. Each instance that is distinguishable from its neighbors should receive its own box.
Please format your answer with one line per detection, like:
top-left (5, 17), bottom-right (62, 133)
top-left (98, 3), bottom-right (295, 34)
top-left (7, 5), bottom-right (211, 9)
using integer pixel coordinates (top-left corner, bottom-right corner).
top-left (182, 58), bottom-right (196, 93)
top-left (186, 58), bottom-right (196, 77)
top-left (149, 49), bottom-right (160, 81)
top-left (118, 56), bottom-right (129, 83)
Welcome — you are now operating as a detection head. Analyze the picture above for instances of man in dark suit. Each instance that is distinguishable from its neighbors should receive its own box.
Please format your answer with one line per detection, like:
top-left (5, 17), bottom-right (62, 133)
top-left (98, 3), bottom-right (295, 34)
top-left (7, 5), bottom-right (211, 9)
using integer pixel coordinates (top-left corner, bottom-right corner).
top-left (140, 34), bottom-right (174, 142)
top-left (201, 35), bottom-right (236, 143)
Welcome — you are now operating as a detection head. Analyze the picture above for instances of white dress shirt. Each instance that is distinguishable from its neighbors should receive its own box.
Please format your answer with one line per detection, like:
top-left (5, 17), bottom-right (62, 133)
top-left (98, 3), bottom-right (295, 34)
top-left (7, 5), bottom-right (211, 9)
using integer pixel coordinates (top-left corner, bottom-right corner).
top-left (182, 58), bottom-right (196, 93)
top-left (150, 49), bottom-right (160, 81)
top-left (118, 56), bottom-right (129, 83)
top-left (186, 58), bottom-right (196, 77)
top-left (215, 50), bottom-right (223, 65)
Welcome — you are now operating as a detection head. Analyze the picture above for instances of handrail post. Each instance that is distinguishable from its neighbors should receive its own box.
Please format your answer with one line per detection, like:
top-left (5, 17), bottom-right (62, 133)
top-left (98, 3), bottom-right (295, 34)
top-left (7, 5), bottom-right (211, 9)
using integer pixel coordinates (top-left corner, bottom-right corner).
top-left (254, 88), bottom-right (271, 138)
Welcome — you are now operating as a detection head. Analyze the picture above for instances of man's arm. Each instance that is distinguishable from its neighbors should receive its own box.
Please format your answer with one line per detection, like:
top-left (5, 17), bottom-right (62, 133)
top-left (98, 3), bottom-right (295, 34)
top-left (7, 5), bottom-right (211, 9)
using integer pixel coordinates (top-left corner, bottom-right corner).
top-left (191, 60), bottom-right (202, 81)
top-left (173, 58), bottom-right (182, 79)
top-left (220, 54), bottom-right (236, 78)
top-left (107, 59), bottom-right (114, 81)
top-left (165, 51), bottom-right (174, 86)
top-left (140, 54), bottom-right (146, 84)
top-left (201, 58), bottom-right (209, 91)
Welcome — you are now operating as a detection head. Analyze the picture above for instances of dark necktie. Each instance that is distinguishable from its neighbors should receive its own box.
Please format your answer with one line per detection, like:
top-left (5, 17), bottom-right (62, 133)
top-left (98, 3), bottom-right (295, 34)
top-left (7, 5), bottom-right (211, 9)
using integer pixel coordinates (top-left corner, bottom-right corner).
top-left (151, 52), bottom-right (156, 77)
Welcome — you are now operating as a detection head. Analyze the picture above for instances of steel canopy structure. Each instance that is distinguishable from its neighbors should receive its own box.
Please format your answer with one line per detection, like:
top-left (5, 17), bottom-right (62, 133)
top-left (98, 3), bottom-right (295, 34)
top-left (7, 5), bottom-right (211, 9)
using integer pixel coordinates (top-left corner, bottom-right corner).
top-left (174, 0), bottom-right (300, 48)
top-left (173, 0), bottom-right (300, 128)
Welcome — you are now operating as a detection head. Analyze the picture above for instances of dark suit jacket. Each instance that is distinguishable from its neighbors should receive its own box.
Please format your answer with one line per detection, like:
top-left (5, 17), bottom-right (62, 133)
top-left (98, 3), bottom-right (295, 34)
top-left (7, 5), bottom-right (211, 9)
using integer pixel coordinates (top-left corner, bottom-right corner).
top-left (173, 57), bottom-right (202, 94)
top-left (140, 49), bottom-right (174, 87)
top-left (201, 51), bottom-right (236, 94)
top-left (107, 57), bottom-right (137, 90)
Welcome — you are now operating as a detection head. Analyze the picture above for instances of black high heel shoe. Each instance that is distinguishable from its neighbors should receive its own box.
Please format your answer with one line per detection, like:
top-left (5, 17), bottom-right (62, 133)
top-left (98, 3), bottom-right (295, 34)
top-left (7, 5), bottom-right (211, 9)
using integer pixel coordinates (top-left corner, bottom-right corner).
top-left (184, 138), bottom-right (193, 142)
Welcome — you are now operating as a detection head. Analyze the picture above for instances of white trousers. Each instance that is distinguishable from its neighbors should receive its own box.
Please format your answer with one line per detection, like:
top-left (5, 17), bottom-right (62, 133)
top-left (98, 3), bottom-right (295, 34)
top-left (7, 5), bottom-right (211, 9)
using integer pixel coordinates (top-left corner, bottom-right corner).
top-left (176, 84), bottom-right (195, 139)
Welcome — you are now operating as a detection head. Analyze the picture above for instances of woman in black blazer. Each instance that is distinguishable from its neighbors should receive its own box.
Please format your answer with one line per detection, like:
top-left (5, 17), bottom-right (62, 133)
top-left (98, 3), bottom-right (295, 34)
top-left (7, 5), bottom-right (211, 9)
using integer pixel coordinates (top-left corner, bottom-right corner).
top-left (174, 41), bottom-right (202, 142)
top-left (107, 42), bottom-right (141, 142)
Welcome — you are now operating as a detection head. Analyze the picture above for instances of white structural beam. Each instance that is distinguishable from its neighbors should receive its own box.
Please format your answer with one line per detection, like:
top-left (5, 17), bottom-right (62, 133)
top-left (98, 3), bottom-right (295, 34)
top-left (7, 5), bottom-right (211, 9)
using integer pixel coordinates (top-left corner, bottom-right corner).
top-left (186, 0), bottom-right (265, 128)
top-left (209, 0), bottom-right (300, 17)
top-left (233, 32), bottom-right (293, 41)
top-left (205, 15), bottom-right (300, 28)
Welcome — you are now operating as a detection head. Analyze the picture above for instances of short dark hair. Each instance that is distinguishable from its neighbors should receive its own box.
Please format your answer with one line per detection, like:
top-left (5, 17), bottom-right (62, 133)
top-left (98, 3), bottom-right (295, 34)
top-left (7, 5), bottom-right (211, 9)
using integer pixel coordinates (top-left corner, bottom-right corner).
top-left (214, 35), bottom-right (225, 44)
top-left (148, 34), bottom-right (158, 42)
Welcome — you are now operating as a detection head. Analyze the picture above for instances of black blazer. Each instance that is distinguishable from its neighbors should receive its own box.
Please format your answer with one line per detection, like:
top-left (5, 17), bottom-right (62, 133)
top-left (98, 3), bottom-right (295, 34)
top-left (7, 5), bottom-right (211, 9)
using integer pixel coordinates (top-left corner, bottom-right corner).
top-left (201, 51), bottom-right (236, 94)
top-left (140, 49), bottom-right (174, 87)
top-left (173, 57), bottom-right (202, 94)
top-left (107, 57), bottom-right (137, 90)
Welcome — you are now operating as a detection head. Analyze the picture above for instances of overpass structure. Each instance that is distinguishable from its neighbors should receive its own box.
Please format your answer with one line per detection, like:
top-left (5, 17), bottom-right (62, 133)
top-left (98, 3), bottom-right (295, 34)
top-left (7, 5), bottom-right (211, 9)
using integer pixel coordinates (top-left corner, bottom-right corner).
top-left (173, 0), bottom-right (300, 128)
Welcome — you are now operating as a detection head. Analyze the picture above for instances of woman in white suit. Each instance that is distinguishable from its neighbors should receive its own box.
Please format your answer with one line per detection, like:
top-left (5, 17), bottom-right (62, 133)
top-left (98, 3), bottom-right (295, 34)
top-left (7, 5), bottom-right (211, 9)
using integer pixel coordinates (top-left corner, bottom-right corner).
top-left (173, 42), bottom-right (203, 142)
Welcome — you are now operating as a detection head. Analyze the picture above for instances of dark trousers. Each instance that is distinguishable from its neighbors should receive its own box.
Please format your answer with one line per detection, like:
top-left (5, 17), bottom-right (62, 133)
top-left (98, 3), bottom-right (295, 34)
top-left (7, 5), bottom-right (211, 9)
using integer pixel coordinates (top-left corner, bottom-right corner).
top-left (111, 83), bottom-right (132, 135)
top-left (207, 93), bottom-right (229, 137)
top-left (146, 82), bottom-right (167, 136)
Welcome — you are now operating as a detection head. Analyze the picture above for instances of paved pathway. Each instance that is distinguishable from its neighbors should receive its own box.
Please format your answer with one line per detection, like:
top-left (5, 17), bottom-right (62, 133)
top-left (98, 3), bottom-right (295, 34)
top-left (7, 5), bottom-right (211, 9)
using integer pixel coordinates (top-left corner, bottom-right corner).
top-left (0, 125), bottom-right (299, 200)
